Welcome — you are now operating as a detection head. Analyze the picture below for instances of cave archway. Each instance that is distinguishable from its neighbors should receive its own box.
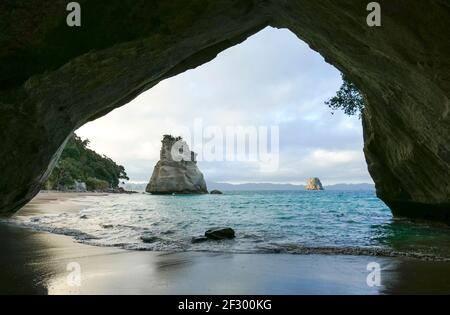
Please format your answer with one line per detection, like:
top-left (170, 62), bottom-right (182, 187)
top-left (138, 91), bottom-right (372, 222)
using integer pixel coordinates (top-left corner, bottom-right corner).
top-left (76, 26), bottom-right (370, 188)
top-left (1, 1), bottom-right (449, 222)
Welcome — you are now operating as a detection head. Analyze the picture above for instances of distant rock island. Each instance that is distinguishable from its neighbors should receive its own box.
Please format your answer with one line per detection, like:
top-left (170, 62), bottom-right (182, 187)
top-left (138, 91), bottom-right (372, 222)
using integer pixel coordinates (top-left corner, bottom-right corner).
top-left (146, 135), bottom-right (208, 194)
top-left (306, 177), bottom-right (324, 191)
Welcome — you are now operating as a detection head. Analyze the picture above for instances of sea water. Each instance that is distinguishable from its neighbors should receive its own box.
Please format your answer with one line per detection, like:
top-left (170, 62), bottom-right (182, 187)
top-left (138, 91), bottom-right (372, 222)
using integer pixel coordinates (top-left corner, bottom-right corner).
top-left (6, 191), bottom-right (450, 259)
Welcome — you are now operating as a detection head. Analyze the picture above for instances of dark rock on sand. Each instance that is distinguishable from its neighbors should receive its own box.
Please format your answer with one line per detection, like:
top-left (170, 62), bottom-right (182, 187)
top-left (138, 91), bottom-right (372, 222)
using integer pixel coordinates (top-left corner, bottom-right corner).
top-left (141, 235), bottom-right (160, 244)
top-left (191, 236), bottom-right (209, 244)
top-left (205, 227), bottom-right (235, 240)
top-left (210, 190), bottom-right (223, 195)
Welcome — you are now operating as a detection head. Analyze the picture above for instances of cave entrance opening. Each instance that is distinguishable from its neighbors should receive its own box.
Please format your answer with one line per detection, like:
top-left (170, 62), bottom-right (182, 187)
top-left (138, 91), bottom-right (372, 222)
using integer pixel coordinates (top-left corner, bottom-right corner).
top-left (75, 26), bottom-right (372, 190)
top-left (34, 27), bottom-right (395, 256)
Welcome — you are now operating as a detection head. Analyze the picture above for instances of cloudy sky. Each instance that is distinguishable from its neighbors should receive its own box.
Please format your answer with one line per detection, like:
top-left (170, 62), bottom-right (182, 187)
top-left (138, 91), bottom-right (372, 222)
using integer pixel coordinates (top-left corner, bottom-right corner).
top-left (77, 27), bottom-right (372, 185)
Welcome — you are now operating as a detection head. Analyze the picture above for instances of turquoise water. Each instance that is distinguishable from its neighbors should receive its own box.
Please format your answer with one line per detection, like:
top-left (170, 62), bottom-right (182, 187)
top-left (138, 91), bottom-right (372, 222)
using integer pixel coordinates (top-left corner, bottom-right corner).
top-left (7, 191), bottom-right (450, 259)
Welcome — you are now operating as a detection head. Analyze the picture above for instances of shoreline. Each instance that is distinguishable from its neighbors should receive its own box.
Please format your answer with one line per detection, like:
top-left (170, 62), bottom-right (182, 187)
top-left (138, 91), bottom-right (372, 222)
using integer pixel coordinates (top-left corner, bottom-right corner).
top-left (1, 192), bottom-right (450, 294)
top-left (13, 191), bottom-right (110, 217)
top-left (8, 192), bottom-right (450, 262)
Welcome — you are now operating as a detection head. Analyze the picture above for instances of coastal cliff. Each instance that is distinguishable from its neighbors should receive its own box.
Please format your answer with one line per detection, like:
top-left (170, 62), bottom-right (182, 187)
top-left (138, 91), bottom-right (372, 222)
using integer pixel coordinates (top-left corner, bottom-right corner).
top-left (46, 134), bottom-right (129, 192)
top-left (146, 135), bottom-right (208, 194)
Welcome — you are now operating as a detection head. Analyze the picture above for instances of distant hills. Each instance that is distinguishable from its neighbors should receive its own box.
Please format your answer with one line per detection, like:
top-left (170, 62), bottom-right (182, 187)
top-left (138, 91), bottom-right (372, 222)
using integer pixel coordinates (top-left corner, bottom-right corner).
top-left (123, 182), bottom-right (375, 192)
top-left (207, 182), bottom-right (375, 191)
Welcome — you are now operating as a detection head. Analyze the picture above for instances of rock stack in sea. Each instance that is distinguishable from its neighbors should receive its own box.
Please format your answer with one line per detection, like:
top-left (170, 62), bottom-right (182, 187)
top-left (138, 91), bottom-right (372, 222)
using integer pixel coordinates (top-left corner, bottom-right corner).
top-left (306, 177), bottom-right (324, 191)
top-left (146, 135), bottom-right (208, 194)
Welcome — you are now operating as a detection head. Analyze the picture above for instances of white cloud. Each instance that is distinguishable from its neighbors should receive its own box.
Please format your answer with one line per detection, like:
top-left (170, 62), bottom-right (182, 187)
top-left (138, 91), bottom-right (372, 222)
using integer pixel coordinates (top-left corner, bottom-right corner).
top-left (309, 149), bottom-right (363, 167)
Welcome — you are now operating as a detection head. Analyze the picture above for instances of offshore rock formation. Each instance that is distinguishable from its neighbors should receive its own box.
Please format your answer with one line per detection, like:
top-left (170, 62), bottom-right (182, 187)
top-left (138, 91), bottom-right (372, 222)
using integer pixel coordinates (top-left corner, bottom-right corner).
top-left (146, 135), bottom-right (208, 194)
top-left (1, 1), bottom-right (450, 223)
top-left (306, 178), bottom-right (324, 191)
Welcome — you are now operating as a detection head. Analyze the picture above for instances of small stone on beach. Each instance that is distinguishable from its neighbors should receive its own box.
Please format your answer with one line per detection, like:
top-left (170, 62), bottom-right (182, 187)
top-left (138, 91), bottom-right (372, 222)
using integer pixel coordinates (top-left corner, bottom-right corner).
top-left (205, 227), bottom-right (235, 240)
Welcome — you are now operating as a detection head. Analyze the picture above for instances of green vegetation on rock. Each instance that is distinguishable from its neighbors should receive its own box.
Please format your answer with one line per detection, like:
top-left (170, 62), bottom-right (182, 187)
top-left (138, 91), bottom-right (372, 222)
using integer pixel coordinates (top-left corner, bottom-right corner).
top-left (326, 74), bottom-right (364, 118)
top-left (45, 134), bottom-right (129, 191)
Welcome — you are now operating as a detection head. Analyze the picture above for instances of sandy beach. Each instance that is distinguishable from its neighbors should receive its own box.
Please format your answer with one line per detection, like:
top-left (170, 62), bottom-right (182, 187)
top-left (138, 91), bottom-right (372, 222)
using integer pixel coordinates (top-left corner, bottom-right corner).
top-left (1, 192), bottom-right (450, 295)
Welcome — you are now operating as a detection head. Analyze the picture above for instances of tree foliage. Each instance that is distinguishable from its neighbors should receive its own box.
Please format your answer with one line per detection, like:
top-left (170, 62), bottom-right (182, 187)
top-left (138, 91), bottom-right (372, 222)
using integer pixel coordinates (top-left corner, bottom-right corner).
top-left (326, 74), bottom-right (365, 118)
top-left (46, 134), bottom-right (129, 191)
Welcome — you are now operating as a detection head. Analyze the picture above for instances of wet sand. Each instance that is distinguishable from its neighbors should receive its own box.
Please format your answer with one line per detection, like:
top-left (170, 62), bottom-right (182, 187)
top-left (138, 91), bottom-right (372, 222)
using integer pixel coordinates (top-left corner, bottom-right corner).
top-left (1, 192), bottom-right (450, 294)
top-left (11, 191), bottom-right (110, 217)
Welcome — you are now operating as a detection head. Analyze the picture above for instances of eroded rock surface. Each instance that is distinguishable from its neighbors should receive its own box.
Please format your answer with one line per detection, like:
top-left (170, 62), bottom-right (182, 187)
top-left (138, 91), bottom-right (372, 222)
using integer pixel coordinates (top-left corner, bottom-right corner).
top-left (1, 1), bottom-right (450, 222)
top-left (146, 135), bottom-right (208, 194)
top-left (306, 178), bottom-right (324, 191)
